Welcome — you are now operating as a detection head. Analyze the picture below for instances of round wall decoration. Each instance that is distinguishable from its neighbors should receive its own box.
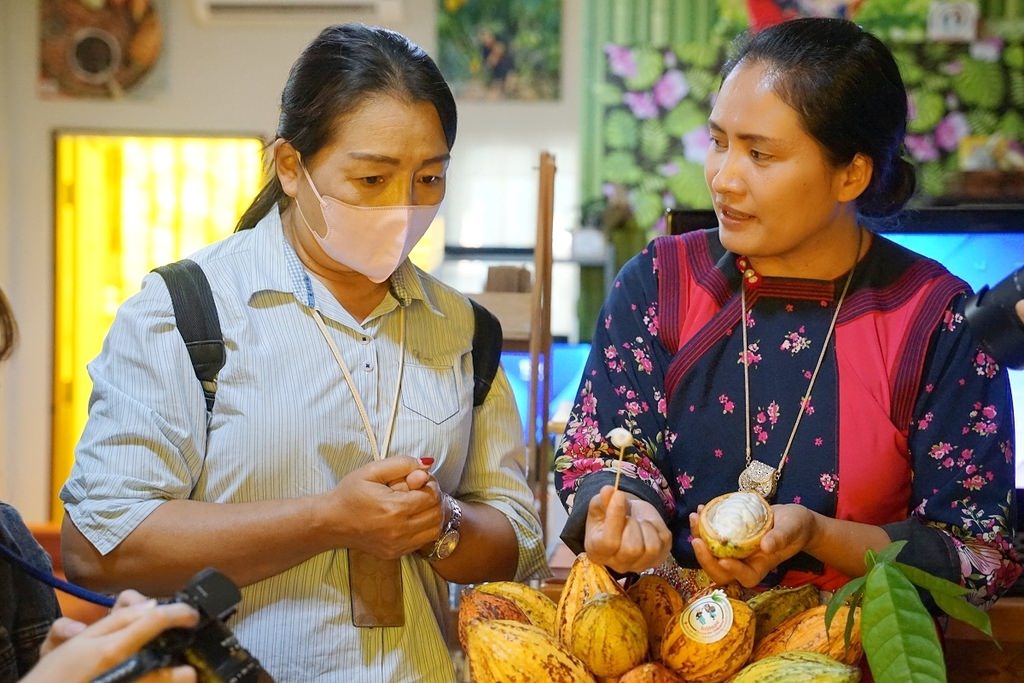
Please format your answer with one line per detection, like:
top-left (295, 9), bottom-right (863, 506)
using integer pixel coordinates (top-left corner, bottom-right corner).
top-left (39, 0), bottom-right (163, 98)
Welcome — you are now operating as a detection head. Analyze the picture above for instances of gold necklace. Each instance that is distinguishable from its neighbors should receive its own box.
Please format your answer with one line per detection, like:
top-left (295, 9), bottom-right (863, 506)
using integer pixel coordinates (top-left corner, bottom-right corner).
top-left (737, 231), bottom-right (862, 501)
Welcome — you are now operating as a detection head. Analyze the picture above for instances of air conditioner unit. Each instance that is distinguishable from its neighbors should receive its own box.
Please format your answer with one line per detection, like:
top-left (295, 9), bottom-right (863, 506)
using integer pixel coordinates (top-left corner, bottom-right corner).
top-left (192, 0), bottom-right (404, 26)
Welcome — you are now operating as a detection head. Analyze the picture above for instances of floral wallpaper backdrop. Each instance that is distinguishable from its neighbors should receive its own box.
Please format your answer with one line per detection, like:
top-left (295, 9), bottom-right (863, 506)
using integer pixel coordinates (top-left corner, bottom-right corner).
top-left (589, 0), bottom-right (1024, 235)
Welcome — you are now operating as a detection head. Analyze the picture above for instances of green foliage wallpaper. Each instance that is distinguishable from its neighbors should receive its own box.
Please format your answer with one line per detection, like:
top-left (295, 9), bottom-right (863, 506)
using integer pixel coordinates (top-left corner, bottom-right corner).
top-left (589, 0), bottom-right (1024, 234)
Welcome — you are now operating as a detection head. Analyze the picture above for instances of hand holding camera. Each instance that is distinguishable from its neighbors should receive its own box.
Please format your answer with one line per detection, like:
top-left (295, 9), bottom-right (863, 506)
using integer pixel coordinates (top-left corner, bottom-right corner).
top-left (87, 568), bottom-right (273, 683)
top-left (22, 594), bottom-right (199, 683)
top-left (965, 266), bottom-right (1024, 369)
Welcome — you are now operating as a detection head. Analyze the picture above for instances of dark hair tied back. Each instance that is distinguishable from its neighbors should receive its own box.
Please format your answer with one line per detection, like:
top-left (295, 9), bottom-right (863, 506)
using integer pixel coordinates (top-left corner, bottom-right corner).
top-left (236, 23), bottom-right (457, 231)
top-left (723, 18), bottom-right (915, 217)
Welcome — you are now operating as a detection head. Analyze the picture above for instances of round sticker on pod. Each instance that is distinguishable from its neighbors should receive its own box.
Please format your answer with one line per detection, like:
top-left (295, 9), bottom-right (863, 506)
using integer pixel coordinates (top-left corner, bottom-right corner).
top-left (679, 589), bottom-right (734, 644)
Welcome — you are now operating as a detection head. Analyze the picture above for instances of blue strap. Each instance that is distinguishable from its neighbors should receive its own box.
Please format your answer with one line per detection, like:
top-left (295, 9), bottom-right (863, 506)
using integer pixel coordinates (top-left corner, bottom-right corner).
top-left (0, 539), bottom-right (116, 608)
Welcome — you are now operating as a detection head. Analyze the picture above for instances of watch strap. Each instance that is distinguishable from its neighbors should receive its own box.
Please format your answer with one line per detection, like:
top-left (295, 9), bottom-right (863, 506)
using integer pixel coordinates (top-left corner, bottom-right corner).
top-left (425, 494), bottom-right (462, 560)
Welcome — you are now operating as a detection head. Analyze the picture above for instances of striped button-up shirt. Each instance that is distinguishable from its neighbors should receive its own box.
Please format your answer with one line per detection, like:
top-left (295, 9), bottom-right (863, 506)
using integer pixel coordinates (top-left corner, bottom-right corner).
top-left (61, 209), bottom-right (548, 682)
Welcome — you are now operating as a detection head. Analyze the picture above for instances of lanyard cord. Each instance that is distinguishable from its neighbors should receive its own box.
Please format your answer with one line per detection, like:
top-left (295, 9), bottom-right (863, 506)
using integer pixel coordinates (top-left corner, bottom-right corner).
top-left (0, 540), bottom-right (116, 607)
top-left (312, 306), bottom-right (406, 461)
top-left (739, 228), bottom-right (861, 483)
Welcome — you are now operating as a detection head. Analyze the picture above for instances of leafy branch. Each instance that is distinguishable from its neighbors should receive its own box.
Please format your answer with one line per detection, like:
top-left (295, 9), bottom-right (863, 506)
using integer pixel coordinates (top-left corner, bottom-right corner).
top-left (824, 540), bottom-right (994, 683)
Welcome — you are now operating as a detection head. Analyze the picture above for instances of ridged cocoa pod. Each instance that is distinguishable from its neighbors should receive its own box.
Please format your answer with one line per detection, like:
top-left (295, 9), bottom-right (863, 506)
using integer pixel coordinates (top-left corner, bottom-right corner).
top-left (465, 619), bottom-right (595, 682)
top-left (745, 583), bottom-right (821, 643)
top-left (617, 662), bottom-right (686, 682)
top-left (660, 593), bottom-right (755, 683)
top-left (626, 574), bottom-right (685, 660)
top-left (752, 604), bottom-right (862, 665)
top-left (730, 650), bottom-right (861, 682)
top-left (457, 586), bottom-right (528, 650)
top-left (556, 552), bottom-right (625, 645)
top-left (476, 580), bottom-right (558, 635)
top-left (568, 592), bottom-right (649, 678)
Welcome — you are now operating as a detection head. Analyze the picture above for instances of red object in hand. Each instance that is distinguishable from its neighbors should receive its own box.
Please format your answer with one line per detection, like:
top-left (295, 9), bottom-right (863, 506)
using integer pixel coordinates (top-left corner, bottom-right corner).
top-left (419, 457), bottom-right (435, 466)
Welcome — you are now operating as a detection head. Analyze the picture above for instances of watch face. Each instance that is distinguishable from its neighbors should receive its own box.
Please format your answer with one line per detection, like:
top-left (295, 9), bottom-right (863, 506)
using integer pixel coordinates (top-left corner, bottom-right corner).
top-left (435, 530), bottom-right (460, 560)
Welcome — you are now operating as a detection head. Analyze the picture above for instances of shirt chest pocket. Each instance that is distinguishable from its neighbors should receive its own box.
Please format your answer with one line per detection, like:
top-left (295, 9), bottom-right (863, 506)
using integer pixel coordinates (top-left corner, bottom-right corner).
top-left (401, 362), bottom-right (461, 425)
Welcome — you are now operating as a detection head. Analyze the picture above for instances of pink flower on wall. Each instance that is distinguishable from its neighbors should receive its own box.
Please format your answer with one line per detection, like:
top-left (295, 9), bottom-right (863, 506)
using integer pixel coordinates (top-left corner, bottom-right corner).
top-left (623, 91), bottom-right (658, 119)
top-left (935, 112), bottom-right (970, 152)
top-left (906, 134), bottom-right (939, 162)
top-left (605, 44), bottom-right (636, 79)
top-left (683, 126), bottom-right (711, 164)
top-left (653, 70), bottom-right (689, 109)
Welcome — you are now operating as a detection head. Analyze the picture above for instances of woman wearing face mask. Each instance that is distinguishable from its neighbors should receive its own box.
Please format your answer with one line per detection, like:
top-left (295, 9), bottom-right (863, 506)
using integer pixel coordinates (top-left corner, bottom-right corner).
top-left (554, 16), bottom-right (1020, 626)
top-left (59, 24), bottom-right (547, 681)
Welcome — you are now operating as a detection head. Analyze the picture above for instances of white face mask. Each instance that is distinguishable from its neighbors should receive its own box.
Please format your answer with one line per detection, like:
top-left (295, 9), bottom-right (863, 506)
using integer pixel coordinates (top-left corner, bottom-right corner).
top-left (296, 164), bottom-right (440, 283)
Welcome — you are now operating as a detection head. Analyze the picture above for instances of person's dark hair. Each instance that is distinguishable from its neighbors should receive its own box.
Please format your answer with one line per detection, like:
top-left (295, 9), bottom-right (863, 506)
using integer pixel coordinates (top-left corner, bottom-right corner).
top-left (236, 23), bottom-right (457, 231)
top-left (722, 18), bottom-right (915, 217)
top-left (0, 286), bottom-right (16, 362)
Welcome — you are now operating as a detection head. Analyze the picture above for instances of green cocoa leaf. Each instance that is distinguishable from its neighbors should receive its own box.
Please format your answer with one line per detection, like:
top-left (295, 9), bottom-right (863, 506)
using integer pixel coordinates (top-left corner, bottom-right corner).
top-left (874, 539), bottom-right (908, 565)
top-left (825, 575), bottom-right (865, 629)
top-left (862, 563), bottom-right (946, 683)
top-left (891, 561), bottom-right (969, 597)
top-left (931, 592), bottom-right (994, 640)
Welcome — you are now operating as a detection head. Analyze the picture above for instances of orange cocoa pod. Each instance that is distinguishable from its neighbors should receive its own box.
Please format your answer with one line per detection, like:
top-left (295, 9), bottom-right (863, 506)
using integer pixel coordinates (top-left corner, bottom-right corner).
top-left (568, 592), bottom-right (649, 678)
top-left (464, 619), bottom-right (595, 683)
top-left (752, 604), bottom-right (862, 665)
top-left (556, 552), bottom-right (625, 645)
top-left (660, 592), bottom-right (755, 683)
top-left (626, 574), bottom-right (686, 660)
top-left (617, 662), bottom-right (686, 682)
top-left (457, 586), bottom-right (528, 650)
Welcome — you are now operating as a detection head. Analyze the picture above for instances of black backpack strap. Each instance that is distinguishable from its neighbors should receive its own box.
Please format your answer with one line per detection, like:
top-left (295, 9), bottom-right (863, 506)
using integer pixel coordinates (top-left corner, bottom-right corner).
top-left (470, 299), bottom-right (503, 407)
top-left (152, 259), bottom-right (225, 412)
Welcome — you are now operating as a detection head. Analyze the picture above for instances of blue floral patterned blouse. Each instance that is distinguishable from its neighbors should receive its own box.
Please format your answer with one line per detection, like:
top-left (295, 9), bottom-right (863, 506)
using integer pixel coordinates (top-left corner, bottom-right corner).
top-left (555, 230), bottom-right (1021, 607)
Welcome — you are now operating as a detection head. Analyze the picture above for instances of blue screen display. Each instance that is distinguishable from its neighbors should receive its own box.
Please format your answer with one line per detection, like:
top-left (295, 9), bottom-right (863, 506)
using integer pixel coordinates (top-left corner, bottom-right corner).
top-left (882, 231), bottom-right (1023, 486)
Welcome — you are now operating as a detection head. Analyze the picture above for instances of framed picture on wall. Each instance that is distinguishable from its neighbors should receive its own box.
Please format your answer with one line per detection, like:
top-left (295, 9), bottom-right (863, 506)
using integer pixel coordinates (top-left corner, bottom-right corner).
top-left (437, 0), bottom-right (561, 101)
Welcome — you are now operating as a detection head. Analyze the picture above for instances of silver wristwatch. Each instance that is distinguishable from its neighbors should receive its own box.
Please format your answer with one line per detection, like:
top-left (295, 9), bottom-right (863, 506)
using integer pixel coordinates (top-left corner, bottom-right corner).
top-left (426, 494), bottom-right (462, 561)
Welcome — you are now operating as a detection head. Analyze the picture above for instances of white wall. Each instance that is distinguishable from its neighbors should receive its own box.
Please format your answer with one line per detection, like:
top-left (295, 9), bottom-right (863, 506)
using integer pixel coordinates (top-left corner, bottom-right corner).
top-left (0, 0), bottom-right (583, 520)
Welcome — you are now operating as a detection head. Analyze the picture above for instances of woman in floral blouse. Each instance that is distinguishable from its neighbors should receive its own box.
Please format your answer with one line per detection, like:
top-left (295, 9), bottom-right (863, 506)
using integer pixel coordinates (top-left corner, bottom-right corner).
top-left (554, 17), bottom-right (1021, 607)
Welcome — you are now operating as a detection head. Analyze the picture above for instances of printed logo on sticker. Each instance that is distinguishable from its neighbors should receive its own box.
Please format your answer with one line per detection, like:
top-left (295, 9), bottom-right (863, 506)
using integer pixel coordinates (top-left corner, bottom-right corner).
top-left (679, 589), bottom-right (734, 644)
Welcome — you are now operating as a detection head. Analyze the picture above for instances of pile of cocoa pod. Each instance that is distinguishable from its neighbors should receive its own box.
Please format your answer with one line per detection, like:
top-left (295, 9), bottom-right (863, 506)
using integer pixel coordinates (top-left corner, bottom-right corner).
top-left (458, 552), bottom-right (864, 682)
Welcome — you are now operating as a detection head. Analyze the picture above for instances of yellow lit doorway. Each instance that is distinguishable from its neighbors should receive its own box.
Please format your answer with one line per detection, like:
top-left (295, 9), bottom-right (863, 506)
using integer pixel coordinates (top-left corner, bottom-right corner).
top-left (52, 131), bottom-right (265, 519)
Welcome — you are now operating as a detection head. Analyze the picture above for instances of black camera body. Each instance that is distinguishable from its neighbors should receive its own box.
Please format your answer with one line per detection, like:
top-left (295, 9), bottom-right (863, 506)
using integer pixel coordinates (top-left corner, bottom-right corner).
top-left (92, 568), bottom-right (273, 683)
top-left (965, 266), bottom-right (1024, 370)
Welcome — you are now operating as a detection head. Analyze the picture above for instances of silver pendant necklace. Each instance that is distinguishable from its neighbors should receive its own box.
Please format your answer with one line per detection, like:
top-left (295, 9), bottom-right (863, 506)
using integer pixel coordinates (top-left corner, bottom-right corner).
top-left (737, 231), bottom-right (861, 501)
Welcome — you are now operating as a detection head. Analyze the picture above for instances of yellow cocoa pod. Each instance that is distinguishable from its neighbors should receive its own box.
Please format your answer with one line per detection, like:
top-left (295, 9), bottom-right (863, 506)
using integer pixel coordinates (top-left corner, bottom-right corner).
top-left (556, 552), bottom-right (625, 645)
top-left (568, 592), bottom-right (649, 678)
top-left (457, 586), bottom-right (528, 650)
top-left (617, 662), bottom-right (686, 682)
top-left (745, 583), bottom-right (821, 643)
top-left (476, 580), bottom-right (558, 636)
top-left (465, 619), bottom-right (594, 682)
top-left (660, 592), bottom-right (755, 683)
top-left (752, 604), bottom-right (862, 665)
top-left (626, 574), bottom-right (686, 660)
top-left (730, 650), bottom-right (861, 682)
top-left (697, 491), bottom-right (773, 559)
